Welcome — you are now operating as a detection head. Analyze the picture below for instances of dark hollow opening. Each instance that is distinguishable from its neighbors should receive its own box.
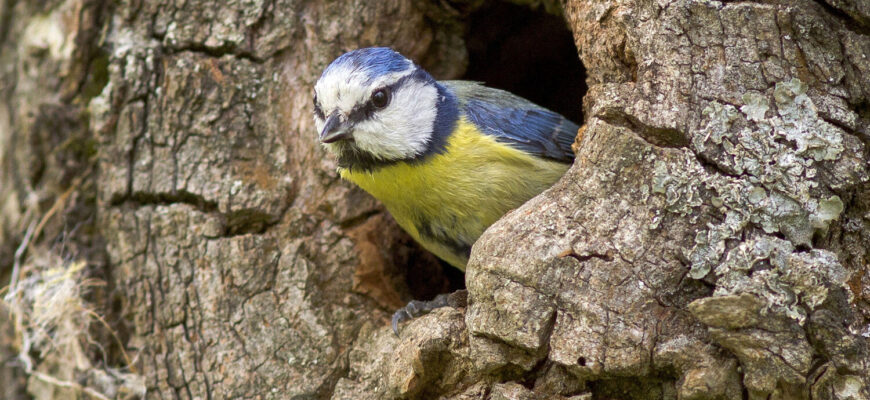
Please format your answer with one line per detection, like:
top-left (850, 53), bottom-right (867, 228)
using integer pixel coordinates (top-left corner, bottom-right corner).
top-left (404, 1), bottom-right (587, 301)
top-left (462, 1), bottom-right (586, 124)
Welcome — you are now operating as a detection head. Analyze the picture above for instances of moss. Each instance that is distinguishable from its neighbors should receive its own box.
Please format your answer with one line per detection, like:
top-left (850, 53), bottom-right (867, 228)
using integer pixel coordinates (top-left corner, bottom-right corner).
top-left (59, 135), bottom-right (98, 163)
top-left (80, 54), bottom-right (110, 102)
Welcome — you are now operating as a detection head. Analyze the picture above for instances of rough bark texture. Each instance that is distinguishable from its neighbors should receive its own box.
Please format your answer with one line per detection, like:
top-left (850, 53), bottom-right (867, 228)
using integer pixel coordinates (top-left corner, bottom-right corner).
top-left (1, 0), bottom-right (869, 400)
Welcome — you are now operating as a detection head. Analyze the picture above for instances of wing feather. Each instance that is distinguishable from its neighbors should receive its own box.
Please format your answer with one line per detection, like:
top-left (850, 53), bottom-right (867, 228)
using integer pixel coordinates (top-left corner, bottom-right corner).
top-left (442, 81), bottom-right (579, 163)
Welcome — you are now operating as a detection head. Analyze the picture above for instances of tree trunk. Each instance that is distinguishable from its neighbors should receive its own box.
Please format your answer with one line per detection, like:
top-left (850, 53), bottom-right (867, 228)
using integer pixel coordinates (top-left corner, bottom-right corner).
top-left (1, 0), bottom-right (868, 399)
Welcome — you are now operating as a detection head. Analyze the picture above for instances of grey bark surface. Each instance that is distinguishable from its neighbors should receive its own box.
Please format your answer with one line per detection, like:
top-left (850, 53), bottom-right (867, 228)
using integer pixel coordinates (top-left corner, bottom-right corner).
top-left (0, 0), bottom-right (868, 399)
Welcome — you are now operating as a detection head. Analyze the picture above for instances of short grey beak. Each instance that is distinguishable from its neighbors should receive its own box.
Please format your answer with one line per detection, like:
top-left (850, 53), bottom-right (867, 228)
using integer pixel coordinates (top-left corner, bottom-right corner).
top-left (319, 112), bottom-right (351, 143)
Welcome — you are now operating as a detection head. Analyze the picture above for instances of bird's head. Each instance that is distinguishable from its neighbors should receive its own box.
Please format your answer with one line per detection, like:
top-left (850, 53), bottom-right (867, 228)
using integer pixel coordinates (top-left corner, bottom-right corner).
top-left (313, 48), bottom-right (448, 167)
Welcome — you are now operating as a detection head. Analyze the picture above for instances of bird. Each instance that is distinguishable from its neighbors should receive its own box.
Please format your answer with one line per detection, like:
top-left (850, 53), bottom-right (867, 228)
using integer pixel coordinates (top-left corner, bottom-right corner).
top-left (313, 47), bottom-right (579, 329)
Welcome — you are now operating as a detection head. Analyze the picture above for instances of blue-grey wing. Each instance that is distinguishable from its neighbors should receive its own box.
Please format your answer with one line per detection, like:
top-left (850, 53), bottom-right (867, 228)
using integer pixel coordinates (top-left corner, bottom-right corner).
top-left (442, 81), bottom-right (579, 163)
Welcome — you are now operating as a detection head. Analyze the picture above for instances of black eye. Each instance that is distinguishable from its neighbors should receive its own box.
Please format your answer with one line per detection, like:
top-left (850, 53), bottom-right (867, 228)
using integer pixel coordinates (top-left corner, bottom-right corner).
top-left (371, 88), bottom-right (390, 109)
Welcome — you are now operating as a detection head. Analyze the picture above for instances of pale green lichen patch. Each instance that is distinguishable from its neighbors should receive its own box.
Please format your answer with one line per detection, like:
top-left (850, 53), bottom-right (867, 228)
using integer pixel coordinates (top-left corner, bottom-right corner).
top-left (811, 195), bottom-right (845, 231)
top-left (774, 79), bottom-right (844, 162)
top-left (694, 101), bottom-right (738, 149)
top-left (663, 78), bottom-right (860, 280)
top-left (649, 77), bottom-right (863, 393)
top-left (694, 79), bottom-right (846, 198)
top-left (687, 234), bottom-right (852, 395)
top-left (684, 236), bottom-right (846, 395)
top-left (651, 157), bottom-right (706, 216)
top-left (740, 92), bottom-right (769, 122)
top-left (711, 235), bottom-right (849, 324)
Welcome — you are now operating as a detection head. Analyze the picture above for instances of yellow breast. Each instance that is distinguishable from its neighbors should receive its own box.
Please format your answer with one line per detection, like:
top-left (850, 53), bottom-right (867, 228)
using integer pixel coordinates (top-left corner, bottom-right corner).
top-left (340, 118), bottom-right (570, 270)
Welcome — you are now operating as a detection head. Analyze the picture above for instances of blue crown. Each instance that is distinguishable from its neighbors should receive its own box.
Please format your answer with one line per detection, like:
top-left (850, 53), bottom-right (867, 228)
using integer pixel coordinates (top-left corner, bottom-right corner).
top-left (323, 47), bottom-right (413, 84)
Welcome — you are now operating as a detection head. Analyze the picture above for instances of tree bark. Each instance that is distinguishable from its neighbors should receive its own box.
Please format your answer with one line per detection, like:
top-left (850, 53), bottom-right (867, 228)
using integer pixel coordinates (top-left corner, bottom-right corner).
top-left (1, 0), bottom-right (868, 399)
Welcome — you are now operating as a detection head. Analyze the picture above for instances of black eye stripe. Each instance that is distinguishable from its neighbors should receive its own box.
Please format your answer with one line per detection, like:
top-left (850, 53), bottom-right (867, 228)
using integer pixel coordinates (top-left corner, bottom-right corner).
top-left (345, 68), bottom-right (429, 125)
top-left (346, 93), bottom-right (385, 124)
top-left (313, 94), bottom-right (325, 119)
top-left (347, 101), bottom-right (376, 124)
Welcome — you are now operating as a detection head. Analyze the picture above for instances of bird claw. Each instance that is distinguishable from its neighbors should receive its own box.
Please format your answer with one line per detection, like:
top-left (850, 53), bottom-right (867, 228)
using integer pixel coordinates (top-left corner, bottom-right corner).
top-left (391, 290), bottom-right (468, 336)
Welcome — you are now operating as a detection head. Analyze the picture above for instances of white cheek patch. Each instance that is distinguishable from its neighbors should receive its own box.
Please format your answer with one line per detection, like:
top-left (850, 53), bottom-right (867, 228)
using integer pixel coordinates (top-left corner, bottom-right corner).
top-left (352, 79), bottom-right (438, 160)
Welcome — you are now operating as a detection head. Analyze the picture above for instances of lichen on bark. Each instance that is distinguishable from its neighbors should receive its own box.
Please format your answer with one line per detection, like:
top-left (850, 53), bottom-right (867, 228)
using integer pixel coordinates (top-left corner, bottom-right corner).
top-left (451, 0), bottom-right (870, 399)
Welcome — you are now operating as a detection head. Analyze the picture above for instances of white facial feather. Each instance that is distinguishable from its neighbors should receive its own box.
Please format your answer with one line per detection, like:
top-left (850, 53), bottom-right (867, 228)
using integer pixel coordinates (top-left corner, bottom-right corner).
top-left (314, 62), bottom-right (438, 161)
top-left (352, 79), bottom-right (437, 159)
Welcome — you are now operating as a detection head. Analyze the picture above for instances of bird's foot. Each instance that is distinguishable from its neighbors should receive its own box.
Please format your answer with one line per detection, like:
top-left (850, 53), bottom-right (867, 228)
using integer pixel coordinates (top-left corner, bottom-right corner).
top-left (391, 289), bottom-right (468, 335)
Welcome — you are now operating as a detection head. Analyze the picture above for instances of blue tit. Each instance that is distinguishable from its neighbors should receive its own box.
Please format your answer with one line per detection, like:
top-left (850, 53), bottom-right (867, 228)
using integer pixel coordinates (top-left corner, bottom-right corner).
top-left (313, 47), bottom-right (579, 271)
